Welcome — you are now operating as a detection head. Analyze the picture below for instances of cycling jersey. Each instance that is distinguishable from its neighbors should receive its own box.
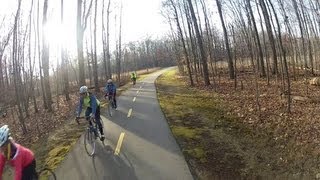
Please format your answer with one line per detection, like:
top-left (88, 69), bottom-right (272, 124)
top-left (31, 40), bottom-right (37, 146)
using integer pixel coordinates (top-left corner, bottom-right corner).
top-left (105, 83), bottom-right (116, 95)
top-left (131, 73), bottom-right (137, 79)
top-left (0, 143), bottom-right (35, 180)
top-left (77, 93), bottom-right (100, 117)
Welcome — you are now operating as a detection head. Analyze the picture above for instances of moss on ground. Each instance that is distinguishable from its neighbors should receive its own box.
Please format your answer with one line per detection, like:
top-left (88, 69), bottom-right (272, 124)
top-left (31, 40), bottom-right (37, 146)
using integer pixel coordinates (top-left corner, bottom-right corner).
top-left (156, 68), bottom-right (295, 179)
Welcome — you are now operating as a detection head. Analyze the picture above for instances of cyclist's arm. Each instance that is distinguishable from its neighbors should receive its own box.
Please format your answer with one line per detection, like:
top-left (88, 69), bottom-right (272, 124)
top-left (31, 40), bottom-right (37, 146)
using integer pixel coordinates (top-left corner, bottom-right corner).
top-left (105, 86), bottom-right (111, 97)
top-left (104, 86), bottom-right (109, 94)
top-left (77, 98), bottom-right (84, 116)
top-left (0, 155), bottom-right (5, 180)
top-left (90, 95), bottom-right (98, 116)
top-left (14, 164), bottom-right (23, 180)
top-left (113, 85), bottom-right (117, 94)
top-left (12, 150), bottom-right (23, 180)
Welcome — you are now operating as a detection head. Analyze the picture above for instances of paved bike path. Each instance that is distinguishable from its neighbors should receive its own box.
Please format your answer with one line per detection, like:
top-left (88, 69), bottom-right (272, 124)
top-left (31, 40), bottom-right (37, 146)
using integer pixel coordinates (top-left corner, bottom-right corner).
top-left (54, 68), bottom-right (193, 180)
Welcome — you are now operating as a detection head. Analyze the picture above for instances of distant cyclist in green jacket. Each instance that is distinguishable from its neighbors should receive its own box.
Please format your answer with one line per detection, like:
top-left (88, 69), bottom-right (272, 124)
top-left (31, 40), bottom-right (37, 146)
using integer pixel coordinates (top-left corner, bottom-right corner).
top-left (76, 86), bottom-right (105, 141)
top-left (131, 72), bottom-right (137, 85)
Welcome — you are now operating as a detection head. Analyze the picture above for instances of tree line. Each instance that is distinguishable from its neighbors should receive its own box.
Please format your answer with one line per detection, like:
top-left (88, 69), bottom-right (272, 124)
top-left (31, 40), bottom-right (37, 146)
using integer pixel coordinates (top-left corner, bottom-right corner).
top-left (0, 0), bottom-right (175, 134)
top-left (161, 0), bottom-right (320, 113)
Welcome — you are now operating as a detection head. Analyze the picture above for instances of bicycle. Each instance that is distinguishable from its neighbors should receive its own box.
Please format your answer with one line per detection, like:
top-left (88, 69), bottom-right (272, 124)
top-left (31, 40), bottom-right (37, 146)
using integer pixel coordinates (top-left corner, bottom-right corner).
top-left (37, 167), bottom-right (57, 180)
top-left (75, 116), bottom-right (104, 156)
top-left (105, 95), bottom-right (116, 117)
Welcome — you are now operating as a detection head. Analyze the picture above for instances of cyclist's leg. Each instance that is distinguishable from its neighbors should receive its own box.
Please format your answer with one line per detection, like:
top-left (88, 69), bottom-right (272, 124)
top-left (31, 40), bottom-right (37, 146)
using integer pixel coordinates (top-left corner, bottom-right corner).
top-left (22, 159), bottom-right (37, 180)
top-left (113, 95), bottom-right (117, 108)
top-left (85, 108), bottom-right (93, 126)
top-left (96, 106), bottom-right (104, 135)
top-left (113, 92), bottom-right (117, 108)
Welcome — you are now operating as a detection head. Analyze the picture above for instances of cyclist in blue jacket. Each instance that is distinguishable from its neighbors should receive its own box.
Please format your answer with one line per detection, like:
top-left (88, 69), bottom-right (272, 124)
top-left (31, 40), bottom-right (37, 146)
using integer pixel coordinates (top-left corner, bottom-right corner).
top-left (104, 79), bottom-right (117, 109)
top-left (76, 86), bottom-right (105, 141)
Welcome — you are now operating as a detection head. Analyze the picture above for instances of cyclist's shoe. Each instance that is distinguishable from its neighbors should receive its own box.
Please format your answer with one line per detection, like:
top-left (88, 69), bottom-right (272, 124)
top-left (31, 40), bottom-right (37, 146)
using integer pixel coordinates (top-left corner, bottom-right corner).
top-left (100, 134), bottom-right (105, 141)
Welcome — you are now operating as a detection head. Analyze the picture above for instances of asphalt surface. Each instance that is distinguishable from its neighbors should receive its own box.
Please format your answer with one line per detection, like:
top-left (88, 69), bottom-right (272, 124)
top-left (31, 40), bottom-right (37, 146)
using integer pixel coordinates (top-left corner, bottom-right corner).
top-left (54, 68), bottom-right (193, 180)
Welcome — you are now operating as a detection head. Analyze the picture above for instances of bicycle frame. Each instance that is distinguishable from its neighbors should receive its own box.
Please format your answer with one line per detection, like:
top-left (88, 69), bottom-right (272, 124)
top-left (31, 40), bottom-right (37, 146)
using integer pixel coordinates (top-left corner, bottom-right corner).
top-left (77, 116), bottom-right (101, 156)
top-left (88, 118), bottom-right (99, 139)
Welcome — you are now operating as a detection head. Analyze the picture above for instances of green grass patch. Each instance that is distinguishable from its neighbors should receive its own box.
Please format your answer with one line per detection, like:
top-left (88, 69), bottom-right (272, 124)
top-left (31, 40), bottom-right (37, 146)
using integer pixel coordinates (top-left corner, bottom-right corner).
top-left (171, 126), bottom-right (203, 139)
top-left (155, 68), bottom-right (276, 179)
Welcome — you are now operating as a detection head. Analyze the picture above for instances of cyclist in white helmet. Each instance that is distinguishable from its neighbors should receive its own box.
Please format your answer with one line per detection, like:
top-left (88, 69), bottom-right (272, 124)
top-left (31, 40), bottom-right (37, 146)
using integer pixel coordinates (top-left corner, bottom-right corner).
top-left (0, 125), bottom-right (37, 180)
top-left (76, 86), bottom-right (105, 141)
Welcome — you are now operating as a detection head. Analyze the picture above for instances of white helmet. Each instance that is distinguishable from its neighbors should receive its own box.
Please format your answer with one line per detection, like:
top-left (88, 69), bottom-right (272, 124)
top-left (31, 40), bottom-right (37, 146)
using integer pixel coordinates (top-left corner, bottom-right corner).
top-left (79, 86), bottom-right (88, 94)
top-left (107, 79), bottom-right (112, 83)
top-left (0, 125), bottom-right (10, 147)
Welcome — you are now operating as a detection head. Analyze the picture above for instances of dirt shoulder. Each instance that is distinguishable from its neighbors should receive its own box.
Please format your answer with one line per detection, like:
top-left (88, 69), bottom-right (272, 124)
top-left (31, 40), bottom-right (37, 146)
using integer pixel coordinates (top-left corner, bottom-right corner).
top-left (156, 69), bottom-right (320, 179)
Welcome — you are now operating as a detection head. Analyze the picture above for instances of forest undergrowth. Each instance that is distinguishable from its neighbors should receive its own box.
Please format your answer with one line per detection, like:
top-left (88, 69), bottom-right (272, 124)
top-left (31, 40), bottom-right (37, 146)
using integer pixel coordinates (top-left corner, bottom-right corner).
top-left (157, 68), bottom-right (320, 179)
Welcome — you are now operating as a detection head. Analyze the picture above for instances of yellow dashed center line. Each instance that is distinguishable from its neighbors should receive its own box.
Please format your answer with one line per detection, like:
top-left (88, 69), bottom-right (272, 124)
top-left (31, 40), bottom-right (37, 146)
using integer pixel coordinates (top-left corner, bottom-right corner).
top-left (114, 132), bottom-right (125, 155)
top-left (136, 90), bottom-right (139, 94)
top-left (133, 97), bottom-right (136, 102)
top-left (127, 108), bottom-right (132, 118)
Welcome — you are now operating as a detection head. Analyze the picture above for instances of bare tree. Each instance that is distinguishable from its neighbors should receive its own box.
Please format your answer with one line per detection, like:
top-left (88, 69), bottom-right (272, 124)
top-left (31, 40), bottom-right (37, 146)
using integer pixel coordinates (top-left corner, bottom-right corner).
top-left (37, 0), bottom-right (47, 110)
top-left (167, 0), bottom-right (194, 86)
top-left (12, 0), bottom-right (27, 133)
top-left (77, 0), bottom-right (93, 86)
top-left (246, 0), bottom-right (266, 77)
top-left (42, 0), bottom-right (53, 111)
top-left (102, 0), bottom-right (108, 80)
top-left (29, 0), bottom-right (38, 112)
top-left (259, 0), bottom-right (278, 75)
top-left (186, 0), bottom-right (210, 86)
top-left (0, 30), bottom-right (12, 88)
top-left (93, 0), bottom-right (99, 92)
top-left (116, 4), bottom-right (123, 84)
top-left (216, 0), bottom-right (235, 80)
top-left (267, 0), bottom-right (291, 112)
top-left (61, 0), bottom-right (70, 100)
top-left (106, 0), bottom-right (112, 79)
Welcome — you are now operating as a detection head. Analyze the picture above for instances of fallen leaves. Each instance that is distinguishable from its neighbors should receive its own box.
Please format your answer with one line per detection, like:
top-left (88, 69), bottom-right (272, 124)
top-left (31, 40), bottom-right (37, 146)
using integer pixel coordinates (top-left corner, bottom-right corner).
top-left (0, 94), bottom-right (79, 148)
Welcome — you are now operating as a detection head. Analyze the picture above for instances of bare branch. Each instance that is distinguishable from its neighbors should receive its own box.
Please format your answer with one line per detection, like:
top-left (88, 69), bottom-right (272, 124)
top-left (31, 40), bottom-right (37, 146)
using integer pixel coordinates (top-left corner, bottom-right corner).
top-left (83, 0), bottom-right (93, 30)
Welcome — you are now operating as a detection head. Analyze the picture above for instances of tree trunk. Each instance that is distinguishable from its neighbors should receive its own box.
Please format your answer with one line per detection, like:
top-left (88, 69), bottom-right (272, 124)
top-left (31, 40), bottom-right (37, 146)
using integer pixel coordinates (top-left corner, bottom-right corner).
top-left (42, 0), bottom-right (52, 111)
top-left (268, 0), bottom-right (291, 112)
top-left (93, 0), bottom-right (99, 92)
top-left (87, 38), bottom-right (93, 86)
top-left (77, 0), bottom-right (93, 86)
top-left (102, 0), bottom-right (108, 80)
top-left (259, 0), bottom-right (278, 75)
top-left (186, 0), bottom-right (210, 85)
top-left (246, 0), bottom-right (265, 77)
top-left (61, 0), bottom-right (70, 101)
top-left (29, 0), bottom-right (38, 112)
top-left (216, 0), bottom-right (235, 80)
top-left (37, 0), bottom-right (48, 109)
top-left (0, 30), bottom-right (12, 88)
top-left (106, 0), bottom-right (111, 79)
top-left (13, 0), bottom-right (27, 134)
top-left (170, 0), bottom-right (194, 86)
top-left (117, 5), bottom-right (123, 84)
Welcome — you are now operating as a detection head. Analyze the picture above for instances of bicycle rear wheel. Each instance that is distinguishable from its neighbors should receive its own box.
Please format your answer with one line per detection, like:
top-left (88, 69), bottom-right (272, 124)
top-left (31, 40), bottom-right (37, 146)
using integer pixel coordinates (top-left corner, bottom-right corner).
top-left (84, 127), bottom-right (96, 156)
top-left (38, 168), bottom-right (57, 180)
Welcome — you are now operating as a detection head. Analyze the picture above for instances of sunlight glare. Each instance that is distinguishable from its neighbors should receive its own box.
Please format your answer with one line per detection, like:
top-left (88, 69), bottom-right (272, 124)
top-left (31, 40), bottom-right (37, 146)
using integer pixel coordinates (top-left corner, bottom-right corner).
top-left (45, 21), bottom-right (63, 47)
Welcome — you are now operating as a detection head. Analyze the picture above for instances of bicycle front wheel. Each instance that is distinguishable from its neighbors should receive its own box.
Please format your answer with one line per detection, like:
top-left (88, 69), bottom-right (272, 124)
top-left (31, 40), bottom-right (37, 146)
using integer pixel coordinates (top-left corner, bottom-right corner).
top-left (38, 168), bottom-right (57, 180)
top-left (108, 101), bottom-right (113, 117)
top-left (84, 128), bottom-right (96, 156)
